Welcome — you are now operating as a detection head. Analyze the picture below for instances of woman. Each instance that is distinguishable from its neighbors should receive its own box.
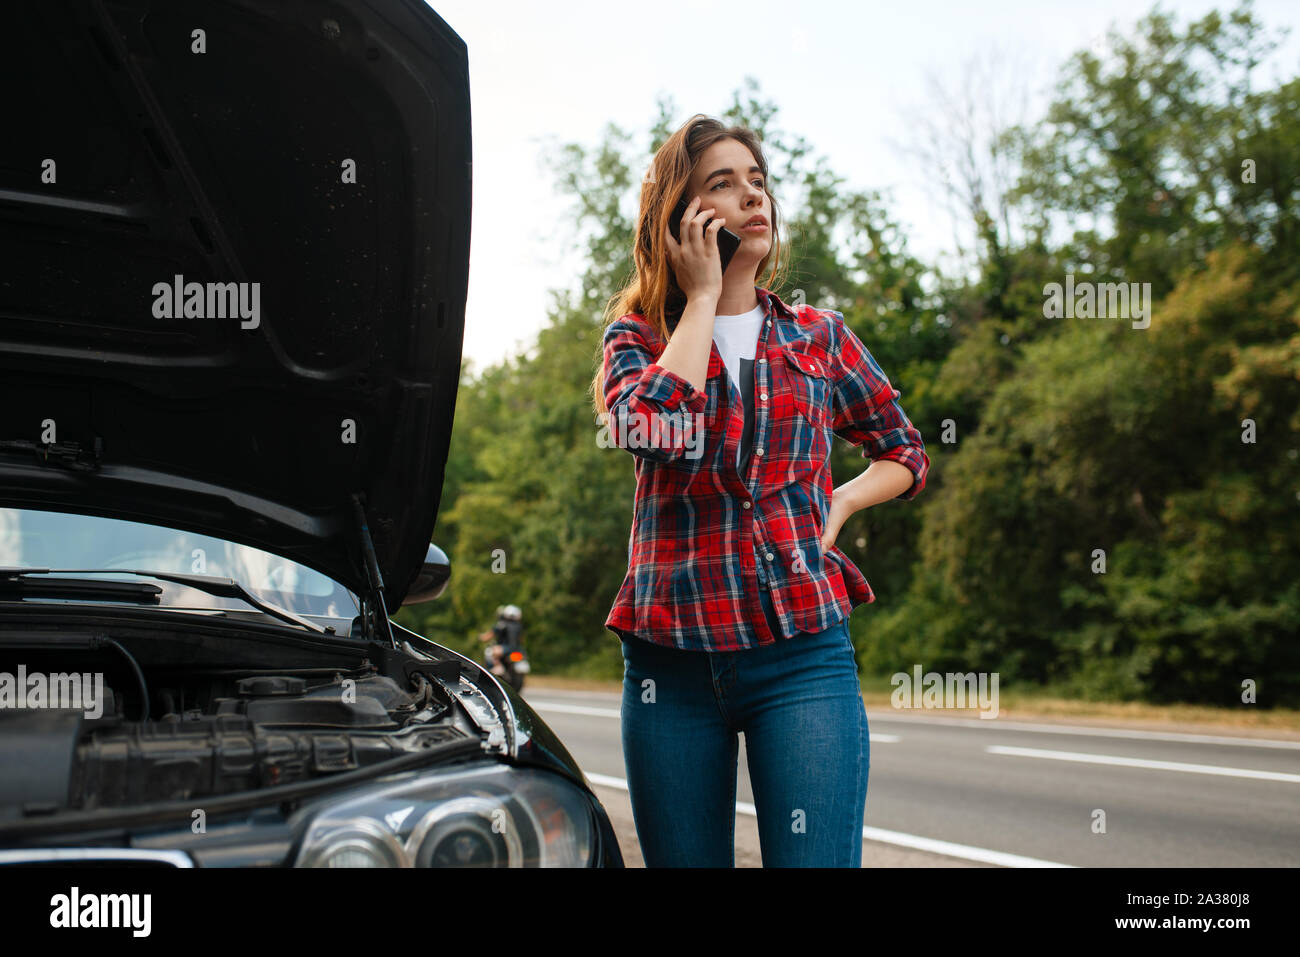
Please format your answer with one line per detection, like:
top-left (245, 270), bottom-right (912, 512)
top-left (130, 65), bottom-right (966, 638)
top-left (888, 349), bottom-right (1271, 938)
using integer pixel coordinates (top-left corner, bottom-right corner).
top-left (590, 115), bottom-right (930, 867)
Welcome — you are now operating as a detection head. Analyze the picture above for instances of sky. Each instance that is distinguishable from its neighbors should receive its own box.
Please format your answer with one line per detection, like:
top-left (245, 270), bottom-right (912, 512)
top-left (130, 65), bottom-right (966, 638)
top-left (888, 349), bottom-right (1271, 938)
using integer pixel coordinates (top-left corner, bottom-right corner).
top-left (421, 0), bottom-right (1300, 375)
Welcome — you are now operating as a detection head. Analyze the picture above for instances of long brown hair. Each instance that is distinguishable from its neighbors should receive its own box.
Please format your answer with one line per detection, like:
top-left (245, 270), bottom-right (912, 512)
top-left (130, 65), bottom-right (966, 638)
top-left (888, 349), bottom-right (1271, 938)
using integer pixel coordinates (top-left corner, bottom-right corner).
top-left (588, 114), bottom-right (790, 418)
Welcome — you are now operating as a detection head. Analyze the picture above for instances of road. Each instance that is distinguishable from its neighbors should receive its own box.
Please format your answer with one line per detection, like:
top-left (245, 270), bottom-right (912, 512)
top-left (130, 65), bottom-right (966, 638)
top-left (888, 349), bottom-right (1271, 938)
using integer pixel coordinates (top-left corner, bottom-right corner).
top-left (517, 686), bottom-right (1300, 867)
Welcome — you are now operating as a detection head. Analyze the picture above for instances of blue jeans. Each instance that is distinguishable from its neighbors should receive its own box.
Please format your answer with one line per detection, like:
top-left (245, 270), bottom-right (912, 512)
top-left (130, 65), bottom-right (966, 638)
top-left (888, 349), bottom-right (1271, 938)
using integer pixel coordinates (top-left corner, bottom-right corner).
top-left (620, 585), bottom-right (869, 867)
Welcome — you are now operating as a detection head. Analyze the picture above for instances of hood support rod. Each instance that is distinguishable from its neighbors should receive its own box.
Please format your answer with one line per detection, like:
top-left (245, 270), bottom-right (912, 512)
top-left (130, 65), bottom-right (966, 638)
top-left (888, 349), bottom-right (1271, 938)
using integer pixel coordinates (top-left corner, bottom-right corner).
top-left (351, 495), bottom-right (397, 649)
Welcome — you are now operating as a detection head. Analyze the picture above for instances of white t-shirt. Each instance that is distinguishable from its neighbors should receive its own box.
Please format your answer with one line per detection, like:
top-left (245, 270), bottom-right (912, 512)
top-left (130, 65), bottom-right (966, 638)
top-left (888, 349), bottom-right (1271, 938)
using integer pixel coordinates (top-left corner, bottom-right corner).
top-left (711, 303), bottom-right (765, 473)
top-left (711, 303), bottom-right (764, 388)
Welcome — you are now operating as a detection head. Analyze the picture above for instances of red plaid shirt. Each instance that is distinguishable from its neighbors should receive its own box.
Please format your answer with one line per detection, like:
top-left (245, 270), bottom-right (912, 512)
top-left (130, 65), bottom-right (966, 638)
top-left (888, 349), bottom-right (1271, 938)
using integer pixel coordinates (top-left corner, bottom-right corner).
top-left (602, 285), bottom-right (929, 651)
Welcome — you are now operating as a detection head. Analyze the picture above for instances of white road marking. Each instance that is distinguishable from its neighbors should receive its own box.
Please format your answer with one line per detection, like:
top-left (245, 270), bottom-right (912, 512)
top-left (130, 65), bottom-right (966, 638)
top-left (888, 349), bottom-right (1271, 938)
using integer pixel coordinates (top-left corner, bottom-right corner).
top-left (529, 702), bottom-right (619, 718)
top-left (852, 827), bottom-right (1072, 868)
top-left (585, 771), bottom-right (631, 789)
top-left (581, 772), bottom-right (1071, 868)
top-left (986, 745), bottom-right (1300, 782)
top-left (866, 712), bottom-right (1300, 749)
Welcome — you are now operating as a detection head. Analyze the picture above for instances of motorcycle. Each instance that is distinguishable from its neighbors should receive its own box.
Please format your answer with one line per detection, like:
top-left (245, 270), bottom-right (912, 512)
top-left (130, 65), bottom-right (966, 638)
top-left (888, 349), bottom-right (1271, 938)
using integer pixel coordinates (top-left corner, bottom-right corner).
top-left (482, 640), bottom-right (529, 692)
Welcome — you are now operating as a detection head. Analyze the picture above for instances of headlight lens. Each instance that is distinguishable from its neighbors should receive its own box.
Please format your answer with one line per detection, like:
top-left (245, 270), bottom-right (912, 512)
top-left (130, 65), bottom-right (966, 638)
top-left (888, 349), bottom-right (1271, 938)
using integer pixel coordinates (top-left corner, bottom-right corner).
top-left (294, 763), bottom-right (594, 867)
top-left (298, 819), bottom-right (407, 868)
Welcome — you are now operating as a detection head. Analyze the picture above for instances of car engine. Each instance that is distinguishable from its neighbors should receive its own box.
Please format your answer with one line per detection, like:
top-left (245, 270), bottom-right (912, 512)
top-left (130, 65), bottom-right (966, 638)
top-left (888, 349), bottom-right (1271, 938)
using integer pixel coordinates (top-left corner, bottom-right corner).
top-left (0, 641), bottom-right (480, 818)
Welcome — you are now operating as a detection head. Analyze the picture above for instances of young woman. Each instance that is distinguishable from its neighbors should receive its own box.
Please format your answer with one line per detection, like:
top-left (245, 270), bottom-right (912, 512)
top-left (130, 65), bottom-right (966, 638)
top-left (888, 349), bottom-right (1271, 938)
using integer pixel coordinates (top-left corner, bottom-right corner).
top-left (590, 115), bottom-right (930, 867)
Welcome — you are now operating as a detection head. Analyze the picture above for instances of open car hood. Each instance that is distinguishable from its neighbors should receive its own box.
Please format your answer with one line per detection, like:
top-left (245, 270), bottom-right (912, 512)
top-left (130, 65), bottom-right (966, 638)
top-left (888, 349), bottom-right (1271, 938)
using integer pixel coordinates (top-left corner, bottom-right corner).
top-left (0, 0), bottom-right (470, 610)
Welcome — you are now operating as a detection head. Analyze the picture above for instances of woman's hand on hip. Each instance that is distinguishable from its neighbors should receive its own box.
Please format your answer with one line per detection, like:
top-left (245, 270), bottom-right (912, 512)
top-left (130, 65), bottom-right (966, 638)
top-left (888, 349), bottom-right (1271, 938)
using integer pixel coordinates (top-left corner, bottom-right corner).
top-left (819, 492), bottom-right (853, 554)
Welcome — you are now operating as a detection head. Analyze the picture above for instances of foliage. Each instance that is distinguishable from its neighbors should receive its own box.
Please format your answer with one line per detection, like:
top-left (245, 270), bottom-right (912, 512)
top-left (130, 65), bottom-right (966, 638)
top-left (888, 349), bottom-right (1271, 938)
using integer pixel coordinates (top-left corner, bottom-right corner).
top-left (401, 3), bottom-right (1300, 705)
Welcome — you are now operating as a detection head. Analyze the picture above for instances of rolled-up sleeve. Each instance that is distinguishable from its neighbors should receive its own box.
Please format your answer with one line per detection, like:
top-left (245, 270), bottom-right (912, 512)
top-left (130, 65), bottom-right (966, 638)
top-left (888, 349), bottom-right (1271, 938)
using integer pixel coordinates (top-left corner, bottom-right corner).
top-left (826, 310), bottom-right (929, 500)
top-left (602, 317), bottom-right (710, 465)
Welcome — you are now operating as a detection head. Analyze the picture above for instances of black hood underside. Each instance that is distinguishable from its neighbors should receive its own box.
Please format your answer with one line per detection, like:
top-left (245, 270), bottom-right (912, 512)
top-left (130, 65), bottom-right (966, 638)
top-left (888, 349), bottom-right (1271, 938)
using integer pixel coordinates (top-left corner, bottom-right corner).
top-left (0, 0), bottom-right (471, 607)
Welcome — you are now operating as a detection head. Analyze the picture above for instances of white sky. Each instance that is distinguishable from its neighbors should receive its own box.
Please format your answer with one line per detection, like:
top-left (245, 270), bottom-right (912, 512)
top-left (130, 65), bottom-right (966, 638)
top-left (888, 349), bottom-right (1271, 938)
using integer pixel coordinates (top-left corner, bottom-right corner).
top-left (422, 0), bottom-right (1300, 375)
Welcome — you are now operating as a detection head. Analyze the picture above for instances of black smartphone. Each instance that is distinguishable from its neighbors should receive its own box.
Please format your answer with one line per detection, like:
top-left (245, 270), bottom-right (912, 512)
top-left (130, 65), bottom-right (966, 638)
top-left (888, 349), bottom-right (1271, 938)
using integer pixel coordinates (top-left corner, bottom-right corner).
top-left (670, 197), bottom-right (742, 275)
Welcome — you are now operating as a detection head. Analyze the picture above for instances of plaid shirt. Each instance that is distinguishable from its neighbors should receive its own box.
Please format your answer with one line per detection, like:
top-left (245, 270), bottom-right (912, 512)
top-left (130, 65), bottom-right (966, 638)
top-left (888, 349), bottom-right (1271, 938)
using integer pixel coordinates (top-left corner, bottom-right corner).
top-left (602, 285), bottom-right (929, 651)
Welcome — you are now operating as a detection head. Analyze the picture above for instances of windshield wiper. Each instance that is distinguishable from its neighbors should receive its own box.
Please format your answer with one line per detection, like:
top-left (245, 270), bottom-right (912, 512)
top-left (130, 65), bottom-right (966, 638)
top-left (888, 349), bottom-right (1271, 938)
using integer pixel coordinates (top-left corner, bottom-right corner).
top-left (0, 571), bottom-right (161, 604)
top-left (0, 568), bottom-right (330, 634)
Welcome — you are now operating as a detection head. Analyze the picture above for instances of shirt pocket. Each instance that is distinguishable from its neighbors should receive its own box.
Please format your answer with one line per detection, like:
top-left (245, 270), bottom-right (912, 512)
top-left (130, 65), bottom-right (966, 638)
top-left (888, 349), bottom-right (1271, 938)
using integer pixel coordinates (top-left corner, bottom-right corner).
top-left (777, 344), bottom-right (833, 476)
top-left (782, 345), bottom-right (831, 422)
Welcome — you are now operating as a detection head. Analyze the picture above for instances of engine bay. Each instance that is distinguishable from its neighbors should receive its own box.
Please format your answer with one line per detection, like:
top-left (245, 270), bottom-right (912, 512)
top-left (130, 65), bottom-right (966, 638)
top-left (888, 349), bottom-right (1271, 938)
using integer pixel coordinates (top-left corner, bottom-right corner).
top-left (0, 625), bottom-right (489, 819)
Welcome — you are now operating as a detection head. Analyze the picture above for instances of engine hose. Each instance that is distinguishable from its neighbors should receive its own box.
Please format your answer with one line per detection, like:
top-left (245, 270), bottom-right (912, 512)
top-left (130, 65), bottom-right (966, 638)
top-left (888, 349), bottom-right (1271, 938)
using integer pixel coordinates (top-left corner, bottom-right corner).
top-left (89, 635), bottom-right (150, 721)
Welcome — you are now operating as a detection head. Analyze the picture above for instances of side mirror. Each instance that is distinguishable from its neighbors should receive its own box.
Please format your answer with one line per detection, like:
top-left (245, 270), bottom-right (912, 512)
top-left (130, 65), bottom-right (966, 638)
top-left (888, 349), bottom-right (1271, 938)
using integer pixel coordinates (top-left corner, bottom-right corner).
top-left (402, 543), bottom-right (450, 605)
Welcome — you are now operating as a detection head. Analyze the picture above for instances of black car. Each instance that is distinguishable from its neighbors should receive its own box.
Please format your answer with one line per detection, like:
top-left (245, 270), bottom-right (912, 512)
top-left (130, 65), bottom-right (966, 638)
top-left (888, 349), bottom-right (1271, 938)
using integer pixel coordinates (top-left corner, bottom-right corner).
top-left (0, 0), bottom-right (623, 867)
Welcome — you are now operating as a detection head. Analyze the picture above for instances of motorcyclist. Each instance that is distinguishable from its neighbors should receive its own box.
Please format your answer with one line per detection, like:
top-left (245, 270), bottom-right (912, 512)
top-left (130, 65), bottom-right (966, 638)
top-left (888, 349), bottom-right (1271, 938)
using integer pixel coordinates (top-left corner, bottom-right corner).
top-left (479, 604), bottom-right (523, 677)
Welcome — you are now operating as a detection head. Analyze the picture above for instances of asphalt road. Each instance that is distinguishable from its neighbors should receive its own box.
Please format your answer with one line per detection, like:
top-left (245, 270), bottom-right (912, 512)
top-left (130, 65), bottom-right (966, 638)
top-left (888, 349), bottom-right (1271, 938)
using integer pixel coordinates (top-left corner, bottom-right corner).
top-left (517, 686), bottom-right (1300, 868)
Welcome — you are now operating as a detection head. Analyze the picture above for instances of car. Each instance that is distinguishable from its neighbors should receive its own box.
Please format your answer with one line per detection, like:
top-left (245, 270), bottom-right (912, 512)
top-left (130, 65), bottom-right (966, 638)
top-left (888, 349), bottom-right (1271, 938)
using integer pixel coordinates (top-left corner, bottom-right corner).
top-left (0, 0), bottom-right (623, 868)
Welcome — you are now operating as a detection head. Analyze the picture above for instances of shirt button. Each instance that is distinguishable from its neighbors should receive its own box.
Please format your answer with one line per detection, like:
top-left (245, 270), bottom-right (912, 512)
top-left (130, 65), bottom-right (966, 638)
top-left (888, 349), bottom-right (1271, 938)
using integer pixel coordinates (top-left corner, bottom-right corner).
top-left (759, 392), bottom-right (768, 401)
top-left (765, 552), bottom-right (774, 561)
top-left (758, 357), bottom-right (766, 364)
top-left (755, 448), bottom-right (764, 456)
top-left (742, 500), bottom-right (752, 509)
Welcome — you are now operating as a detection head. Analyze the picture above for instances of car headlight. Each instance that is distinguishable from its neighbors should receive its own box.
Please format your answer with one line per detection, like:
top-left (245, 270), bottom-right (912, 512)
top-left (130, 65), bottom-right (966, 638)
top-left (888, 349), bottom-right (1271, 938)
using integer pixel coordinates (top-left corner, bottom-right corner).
top-left (293, 763), bottom-right (594, 867)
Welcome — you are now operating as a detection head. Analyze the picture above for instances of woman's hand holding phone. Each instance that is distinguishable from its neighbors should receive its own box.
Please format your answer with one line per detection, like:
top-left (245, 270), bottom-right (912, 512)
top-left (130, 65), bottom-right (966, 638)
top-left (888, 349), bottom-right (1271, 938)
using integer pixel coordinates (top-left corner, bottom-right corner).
top-left (665, 195), bottom-right (725, 304)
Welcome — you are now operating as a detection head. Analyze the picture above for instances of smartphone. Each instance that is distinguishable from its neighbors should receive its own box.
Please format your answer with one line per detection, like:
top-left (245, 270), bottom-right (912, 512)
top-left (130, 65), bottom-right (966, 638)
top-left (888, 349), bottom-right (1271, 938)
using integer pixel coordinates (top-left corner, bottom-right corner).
top-left (670, 197), bottom-right (742, 275)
